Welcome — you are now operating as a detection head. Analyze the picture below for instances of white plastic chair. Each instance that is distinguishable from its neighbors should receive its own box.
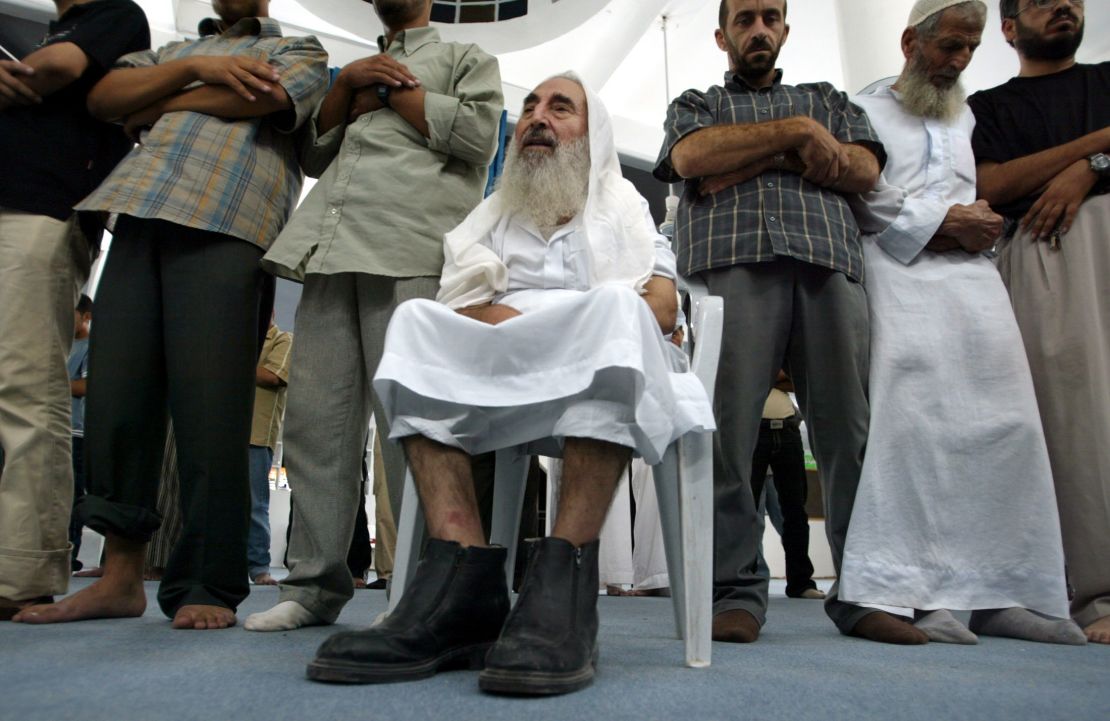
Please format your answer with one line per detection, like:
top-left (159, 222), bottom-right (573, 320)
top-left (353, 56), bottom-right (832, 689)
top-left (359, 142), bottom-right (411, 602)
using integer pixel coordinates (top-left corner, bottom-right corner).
top-left (387, 281), bottom-right (723, 668)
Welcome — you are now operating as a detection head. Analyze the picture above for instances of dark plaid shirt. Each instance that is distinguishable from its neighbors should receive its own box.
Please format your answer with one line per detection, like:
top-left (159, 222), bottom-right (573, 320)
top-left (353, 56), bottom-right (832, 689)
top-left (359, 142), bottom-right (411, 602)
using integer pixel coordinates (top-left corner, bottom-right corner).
top-left (654, 70), bottom-right (884, 281)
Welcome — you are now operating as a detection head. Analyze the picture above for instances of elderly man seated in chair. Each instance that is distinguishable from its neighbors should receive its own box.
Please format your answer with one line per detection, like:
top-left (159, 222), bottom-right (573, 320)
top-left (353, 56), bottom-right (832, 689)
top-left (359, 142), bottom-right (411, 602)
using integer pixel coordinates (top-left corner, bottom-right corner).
top-left (305, 73), bottom-right (715, 697)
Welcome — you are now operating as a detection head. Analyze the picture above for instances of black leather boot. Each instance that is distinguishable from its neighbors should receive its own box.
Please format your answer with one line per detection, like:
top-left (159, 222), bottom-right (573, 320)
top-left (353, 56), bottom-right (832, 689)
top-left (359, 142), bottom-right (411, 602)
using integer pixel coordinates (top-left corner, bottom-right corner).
top-left (307, 539), bottom-right (509, 684)
top-left (479, 537), bottom-right (600, 695)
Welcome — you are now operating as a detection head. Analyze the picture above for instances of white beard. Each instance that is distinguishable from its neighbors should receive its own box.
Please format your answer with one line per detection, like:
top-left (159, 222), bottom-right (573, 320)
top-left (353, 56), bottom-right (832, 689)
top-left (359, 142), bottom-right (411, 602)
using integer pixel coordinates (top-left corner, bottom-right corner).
top-left (498, 136), bottom-right (590, 234)
top-left (897, 58), bottom-right (967, 123)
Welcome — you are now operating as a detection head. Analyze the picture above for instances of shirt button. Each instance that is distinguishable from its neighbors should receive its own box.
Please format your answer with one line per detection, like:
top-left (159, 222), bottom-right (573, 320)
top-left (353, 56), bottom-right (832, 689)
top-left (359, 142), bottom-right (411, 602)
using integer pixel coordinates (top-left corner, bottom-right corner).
top-left (769, 216), bottom-right (777, 222)
top-left (767, 182), bottom-right (775, 188)
top-left (761, 108), bottom-right (769, 114)
top-left (329, 208), bottom-right (338, 215)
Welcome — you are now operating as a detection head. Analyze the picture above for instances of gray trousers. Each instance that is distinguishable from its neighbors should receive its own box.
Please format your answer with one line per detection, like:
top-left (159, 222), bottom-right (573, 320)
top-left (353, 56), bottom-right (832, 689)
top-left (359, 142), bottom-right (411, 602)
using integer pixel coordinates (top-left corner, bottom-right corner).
top-left (279, 272), bottom-right (438, 622)
top-left (704, 258), bottom-right (874, 634)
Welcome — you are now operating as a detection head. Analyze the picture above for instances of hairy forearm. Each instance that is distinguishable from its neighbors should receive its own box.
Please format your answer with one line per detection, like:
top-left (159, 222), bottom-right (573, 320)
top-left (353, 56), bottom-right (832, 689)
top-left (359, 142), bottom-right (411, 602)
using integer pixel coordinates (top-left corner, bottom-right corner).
top-left (669, 117), bottom-right (809, 179)
top-left (88, 60), bottom-right (198, 121)
top-left (316, 78), bottom-right (354, 136)
top-left (642, 277), bottom-right (678, 335)
top-left (159, 83), bottom-right (291, 119)
top-left (826, 143), bottom-right (881, 193)
top-left (977, 129), bottom-right (1110, 206)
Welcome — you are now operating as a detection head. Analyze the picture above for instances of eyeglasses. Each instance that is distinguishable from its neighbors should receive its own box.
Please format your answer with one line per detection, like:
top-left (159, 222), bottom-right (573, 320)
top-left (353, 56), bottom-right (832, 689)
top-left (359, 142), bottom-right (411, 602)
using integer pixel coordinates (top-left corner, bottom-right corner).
top-left (1013, 0), bottom-right (1085, 17)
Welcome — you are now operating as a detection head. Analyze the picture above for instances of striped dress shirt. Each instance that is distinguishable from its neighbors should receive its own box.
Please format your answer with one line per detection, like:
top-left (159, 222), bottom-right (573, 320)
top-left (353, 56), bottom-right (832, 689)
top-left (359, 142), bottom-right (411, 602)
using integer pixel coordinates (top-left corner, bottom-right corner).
top-left (77, 17), bottom-right (329, 249)
top-left (654, 70), bottom-right (884, 282)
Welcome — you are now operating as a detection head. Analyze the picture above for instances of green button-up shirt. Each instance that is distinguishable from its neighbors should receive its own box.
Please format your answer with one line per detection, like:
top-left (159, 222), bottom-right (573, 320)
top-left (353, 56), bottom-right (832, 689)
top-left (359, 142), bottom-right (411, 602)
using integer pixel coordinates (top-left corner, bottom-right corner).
top-left (262, 27), bottom-right (503, 280)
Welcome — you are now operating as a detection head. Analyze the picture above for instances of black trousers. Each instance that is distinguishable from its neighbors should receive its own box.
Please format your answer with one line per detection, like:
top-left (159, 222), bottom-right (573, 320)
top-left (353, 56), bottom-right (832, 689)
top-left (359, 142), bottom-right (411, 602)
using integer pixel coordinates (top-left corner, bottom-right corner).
top-left (78, 216), bottom-right (266, 616)
top-left (69, 435), bottom-right (85, 570)
top-left (751, 419), bottom-right (816, 596)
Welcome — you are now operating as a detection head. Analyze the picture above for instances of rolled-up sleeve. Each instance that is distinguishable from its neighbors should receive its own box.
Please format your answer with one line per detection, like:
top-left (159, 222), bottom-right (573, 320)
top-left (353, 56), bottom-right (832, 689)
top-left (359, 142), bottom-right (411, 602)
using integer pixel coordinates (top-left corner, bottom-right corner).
top-left (653, 89), bottom-right (716, 182)
top-left (424, 45), bottom-right (503, 166)
top-left (115, 47), bottom-right (158, 69)
top-left (268, 35), bottom-right (330, 134)
top-left (827, 87), bottom-right (887, 171)
top-left (854, 177), bottom-right (949, 265)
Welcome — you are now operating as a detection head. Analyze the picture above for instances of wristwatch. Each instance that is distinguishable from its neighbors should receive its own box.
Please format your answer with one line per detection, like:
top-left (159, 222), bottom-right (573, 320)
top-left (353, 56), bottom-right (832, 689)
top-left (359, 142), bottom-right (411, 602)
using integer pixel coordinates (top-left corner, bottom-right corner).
top-left (1089, 153), bottom-right (1110, 177)
top-left (375, 83), bottom-right (392, 108)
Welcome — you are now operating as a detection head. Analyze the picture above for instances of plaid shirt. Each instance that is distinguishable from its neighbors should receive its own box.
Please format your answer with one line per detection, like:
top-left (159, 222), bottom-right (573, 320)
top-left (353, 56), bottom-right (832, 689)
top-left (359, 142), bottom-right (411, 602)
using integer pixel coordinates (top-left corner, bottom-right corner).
top-left (654, 71), bottom-right (884, 281)
top-left (77, 18), bottom-right (329, 249)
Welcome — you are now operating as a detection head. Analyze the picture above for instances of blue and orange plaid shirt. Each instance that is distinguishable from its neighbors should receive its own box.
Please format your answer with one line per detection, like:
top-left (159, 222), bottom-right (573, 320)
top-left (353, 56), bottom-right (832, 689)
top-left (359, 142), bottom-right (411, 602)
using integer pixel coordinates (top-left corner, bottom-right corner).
top-left (77, 17), bottom-right (329, 249)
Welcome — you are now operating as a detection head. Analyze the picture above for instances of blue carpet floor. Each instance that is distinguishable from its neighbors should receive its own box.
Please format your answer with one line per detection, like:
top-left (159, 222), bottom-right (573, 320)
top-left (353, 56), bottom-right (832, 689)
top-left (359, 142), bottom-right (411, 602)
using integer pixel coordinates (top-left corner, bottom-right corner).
top-left (1, 578), bottom-right (1106, 721)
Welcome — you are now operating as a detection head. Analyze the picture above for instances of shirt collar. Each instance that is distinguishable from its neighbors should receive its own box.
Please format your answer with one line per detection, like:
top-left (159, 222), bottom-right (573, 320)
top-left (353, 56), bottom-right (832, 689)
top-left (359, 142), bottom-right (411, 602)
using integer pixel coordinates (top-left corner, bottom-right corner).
top-left (197, 16), bottom-right (283, 39)
top-left (377, 26), bottom-right (440, 55)
top-left (725, 68), bottom-right (784, 92)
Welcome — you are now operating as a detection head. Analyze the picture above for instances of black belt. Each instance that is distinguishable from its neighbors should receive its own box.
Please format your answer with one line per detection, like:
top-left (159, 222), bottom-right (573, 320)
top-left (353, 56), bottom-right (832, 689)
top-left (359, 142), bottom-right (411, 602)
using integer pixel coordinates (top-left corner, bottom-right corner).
top-left (760, 416), bottom-right (800, 430)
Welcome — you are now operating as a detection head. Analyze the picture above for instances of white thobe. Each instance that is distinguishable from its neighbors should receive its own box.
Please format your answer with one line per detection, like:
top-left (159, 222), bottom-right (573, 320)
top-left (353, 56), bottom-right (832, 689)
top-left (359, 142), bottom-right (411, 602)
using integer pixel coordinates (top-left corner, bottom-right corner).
top-left (372, 210), bottom-right (714, 466)
top-left (839, 86), bottom-right (1070, 618)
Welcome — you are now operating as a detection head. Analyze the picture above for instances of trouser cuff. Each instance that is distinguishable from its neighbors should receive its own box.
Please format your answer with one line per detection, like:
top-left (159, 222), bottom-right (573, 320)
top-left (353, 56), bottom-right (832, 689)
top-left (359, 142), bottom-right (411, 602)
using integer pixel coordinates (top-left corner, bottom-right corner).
top-left (76, 495), bottom-right (162, 542)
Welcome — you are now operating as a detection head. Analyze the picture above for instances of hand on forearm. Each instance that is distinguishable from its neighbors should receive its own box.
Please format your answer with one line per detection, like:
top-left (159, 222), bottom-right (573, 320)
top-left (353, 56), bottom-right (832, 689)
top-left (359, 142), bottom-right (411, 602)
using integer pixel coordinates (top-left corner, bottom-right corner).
top-left (0, 61), bottom-right (41, 107)
top-left (88, 55), bottom-right (282, 121)
top-left (669, 116), bottom-right (812, 179)
top-left (938, 200), bottom-right (1003, 252)
top-left (161, 83), bottom-right (291, 119)
top-left (1020, 158), bottom-right (1098, 242)
top-left (978, 128), bottom-right (1109, 207)
top-left (456, 303), bottom-right (522, 325)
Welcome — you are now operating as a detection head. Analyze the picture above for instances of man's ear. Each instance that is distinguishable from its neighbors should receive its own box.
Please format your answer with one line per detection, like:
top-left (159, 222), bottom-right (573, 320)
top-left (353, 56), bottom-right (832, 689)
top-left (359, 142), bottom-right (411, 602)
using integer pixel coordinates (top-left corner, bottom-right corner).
top-left (901, 26), bottom-right (917, 60)
top-left (780, 22), bottom-right (790, 49)
top-left (1001, 17), bottom-right (1017, 48)
top-left (715, 27), bottom-right (728, 53)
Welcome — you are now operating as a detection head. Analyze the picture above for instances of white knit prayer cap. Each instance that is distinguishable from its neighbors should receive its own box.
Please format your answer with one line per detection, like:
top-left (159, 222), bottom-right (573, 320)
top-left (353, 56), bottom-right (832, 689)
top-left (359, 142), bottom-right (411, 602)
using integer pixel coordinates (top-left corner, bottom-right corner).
top-left (908, 0), bottom-right (987, 27)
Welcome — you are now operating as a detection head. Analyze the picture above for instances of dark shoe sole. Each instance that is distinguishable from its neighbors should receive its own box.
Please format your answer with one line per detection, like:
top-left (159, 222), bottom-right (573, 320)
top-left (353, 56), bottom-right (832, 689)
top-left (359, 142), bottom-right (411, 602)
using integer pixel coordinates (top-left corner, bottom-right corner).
top-left (478, 665), bottom-right (595, 696)
top-left (307, 642), bottom-right (491, 684)
top-left (478, 649), bottom-right (598, 697)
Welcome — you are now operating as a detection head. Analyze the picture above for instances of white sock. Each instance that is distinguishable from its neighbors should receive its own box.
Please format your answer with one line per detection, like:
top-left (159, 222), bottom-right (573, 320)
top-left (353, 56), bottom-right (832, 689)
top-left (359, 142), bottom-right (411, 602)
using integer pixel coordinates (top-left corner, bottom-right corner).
top-left (969, 608), bottom-right (1087, 646)
top-left (914, 609), bottom-right (978, 645)
top-left (244, 601), bottom-right (324, 632)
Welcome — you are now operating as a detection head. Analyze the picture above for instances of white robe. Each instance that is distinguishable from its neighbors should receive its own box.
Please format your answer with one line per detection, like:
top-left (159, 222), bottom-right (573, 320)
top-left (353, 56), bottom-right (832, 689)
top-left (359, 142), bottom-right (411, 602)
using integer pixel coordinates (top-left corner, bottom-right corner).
top-left (840, 86), bottom-right (1070, 618)
top-left (373, 285), bottom-right (713, 465)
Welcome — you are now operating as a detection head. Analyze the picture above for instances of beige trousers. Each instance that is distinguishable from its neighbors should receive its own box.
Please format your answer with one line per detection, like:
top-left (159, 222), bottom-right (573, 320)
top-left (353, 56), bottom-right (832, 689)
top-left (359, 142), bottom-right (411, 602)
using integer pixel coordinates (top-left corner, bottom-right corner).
top-left (997, 194), bottom-right (1110, 627)
top-left (0, 209), bottom-right (89, 600)
top-left (372, 432), bottom-right (395, 579)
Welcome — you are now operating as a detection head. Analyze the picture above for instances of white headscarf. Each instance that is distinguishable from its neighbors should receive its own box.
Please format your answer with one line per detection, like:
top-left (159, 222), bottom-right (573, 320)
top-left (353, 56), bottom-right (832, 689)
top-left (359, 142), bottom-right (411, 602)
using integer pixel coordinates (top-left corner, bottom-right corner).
top-left (908, 0), bottom-right (987, 27)
top-left (437, 73), bottom-right (657, 310)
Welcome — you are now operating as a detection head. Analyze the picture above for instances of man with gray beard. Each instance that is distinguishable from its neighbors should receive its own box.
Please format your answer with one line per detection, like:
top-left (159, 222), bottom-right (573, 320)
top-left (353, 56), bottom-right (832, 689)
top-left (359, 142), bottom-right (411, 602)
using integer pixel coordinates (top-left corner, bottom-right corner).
top-left (303, 74), bottom-right (714, 695)
top-left (842, 0), bottom-right (1084, 646)
top-left (246, 0), bottom-right (503, 633)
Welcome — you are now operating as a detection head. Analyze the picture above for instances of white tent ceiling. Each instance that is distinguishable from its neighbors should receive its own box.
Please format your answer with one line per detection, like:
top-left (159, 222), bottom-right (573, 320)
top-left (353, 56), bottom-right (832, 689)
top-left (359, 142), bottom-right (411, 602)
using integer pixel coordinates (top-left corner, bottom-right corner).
top-left (9, 0), bottom-right (1109, 168)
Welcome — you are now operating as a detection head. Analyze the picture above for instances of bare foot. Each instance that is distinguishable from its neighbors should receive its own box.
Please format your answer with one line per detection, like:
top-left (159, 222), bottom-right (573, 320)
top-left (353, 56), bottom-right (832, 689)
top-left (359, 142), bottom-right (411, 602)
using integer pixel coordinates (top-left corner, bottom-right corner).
top-left (851, 611), bottom-right (929, 645)
top-left (1, 596), bottom-right (53, 622)
top-left (73, 566), bottom-right (104, 578)
top-left (1084, 615), bottom-right (1110, 645)
top-left (352, 576), bottom-right (367, 589)
top-left (172, 605), bottom-right (237, 630)
top-left (712, 609), bottom-right (761, 643)
top-left (251, 572), bottom-right (278, 586)
top-left (12, 578), bottom-right (145, 624)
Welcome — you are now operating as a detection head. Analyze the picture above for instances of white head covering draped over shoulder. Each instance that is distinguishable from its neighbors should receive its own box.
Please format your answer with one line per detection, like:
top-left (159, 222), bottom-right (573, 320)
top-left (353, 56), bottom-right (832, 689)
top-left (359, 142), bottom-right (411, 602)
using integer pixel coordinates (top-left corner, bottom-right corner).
top-left (437, 72), bottom-right (657, 310)
top-left (907, 0), bottom-right (986, 27)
